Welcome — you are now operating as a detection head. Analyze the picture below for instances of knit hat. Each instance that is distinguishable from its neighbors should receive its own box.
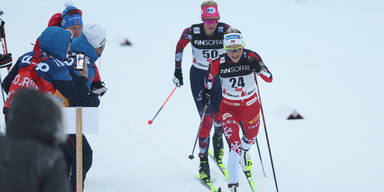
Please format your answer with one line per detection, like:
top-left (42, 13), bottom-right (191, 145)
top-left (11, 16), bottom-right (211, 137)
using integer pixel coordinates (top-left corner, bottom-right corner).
top-left (83, 24), bottom-right (107, 48)
top-left (61, 5), bottom-right (83, 29)
top-left (7, 89), bottom-right (65, 146)
top-left (39, 26), bottom-right (72, 60)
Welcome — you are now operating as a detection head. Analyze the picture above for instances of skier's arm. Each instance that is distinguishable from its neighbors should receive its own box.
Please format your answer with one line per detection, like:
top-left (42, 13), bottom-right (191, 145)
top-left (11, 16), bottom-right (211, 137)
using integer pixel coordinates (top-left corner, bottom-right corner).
top-left (247, 51), bottom-right (273, 83)
top-left (175, 27), bottom-right (192, 69)
top-left (173, 27), bottom-right (192, 87)
top-left (205, 59), bottom-right (220, 90)
top-left (201, 59), bottom-right (220, 105)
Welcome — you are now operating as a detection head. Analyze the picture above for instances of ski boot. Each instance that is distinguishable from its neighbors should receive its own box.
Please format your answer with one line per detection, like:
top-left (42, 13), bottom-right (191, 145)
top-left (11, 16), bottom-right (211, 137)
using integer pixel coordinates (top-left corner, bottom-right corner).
top-left (199, 154), bottom-right (211, 182)
top-left (213, 133), bottom-right (224, 163)
top-left (228, 183), bottom-right (239, 192)
top-left (239, 148), bottom-right (252, 177)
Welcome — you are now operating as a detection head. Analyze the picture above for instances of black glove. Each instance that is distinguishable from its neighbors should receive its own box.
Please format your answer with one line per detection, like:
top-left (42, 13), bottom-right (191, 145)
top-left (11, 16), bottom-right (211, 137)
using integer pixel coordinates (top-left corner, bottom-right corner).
top-left (248, 56), bottom-right (262, 73)
top-left (173, 68), bottom-right (183, 87)
top-left (0, 53), bottom-right (12, 69)
top-left (90, 81), bottom-right (108, 97)
top-left (201, 89), bottom-right (211, 105)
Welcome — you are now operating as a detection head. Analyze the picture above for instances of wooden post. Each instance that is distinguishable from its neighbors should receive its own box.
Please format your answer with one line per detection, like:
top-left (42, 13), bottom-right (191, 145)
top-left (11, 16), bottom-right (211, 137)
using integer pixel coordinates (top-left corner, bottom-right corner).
top-left (76, 107), bottom-right (83, 192)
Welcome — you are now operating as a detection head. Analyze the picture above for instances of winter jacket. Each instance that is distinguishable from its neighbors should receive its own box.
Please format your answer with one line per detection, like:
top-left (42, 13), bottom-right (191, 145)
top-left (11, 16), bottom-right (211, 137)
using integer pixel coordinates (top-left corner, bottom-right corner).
top-left (0, 136), bottom-right (71, 192)
top-left (0, 88), bottom-right (70, 192)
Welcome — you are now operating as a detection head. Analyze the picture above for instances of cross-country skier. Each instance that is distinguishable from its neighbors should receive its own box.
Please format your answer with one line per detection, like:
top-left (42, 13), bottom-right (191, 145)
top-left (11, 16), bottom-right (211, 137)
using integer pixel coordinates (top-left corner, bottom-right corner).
top-left (172, 0), bottom-right (231, 183)
top-left (202, 28), bottom-right (273, 192)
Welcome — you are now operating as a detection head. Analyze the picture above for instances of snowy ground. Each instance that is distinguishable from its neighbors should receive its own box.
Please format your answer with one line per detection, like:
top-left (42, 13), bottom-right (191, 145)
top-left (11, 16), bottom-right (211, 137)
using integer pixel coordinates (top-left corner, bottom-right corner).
top-left (1, 0), bottom-right (384, 191)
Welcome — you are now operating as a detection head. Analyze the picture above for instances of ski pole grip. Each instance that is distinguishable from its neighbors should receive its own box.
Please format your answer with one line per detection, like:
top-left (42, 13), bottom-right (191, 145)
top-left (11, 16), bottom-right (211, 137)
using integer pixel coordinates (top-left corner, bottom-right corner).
top-left (0, 20), bottom-right (5, 38)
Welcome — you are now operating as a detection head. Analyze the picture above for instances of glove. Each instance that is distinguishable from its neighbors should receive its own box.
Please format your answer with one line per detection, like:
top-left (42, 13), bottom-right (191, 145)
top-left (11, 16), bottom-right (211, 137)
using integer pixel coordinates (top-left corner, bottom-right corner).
top-left (90, 81), bottom-right (108, 97)
top-left (173, 68), bottom-right (183, 87)
top-left (248, 56), bottom-right (262, 73)
top-left (0, 53), bottom-right (12, 69)
top-left (201, 88), bottom-right (211, 105)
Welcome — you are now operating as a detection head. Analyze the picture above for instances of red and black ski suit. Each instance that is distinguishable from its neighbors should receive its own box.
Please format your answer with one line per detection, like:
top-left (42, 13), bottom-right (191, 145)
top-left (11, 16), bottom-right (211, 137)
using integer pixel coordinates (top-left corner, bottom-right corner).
top-left (205, 49), bottom-right (272, 184)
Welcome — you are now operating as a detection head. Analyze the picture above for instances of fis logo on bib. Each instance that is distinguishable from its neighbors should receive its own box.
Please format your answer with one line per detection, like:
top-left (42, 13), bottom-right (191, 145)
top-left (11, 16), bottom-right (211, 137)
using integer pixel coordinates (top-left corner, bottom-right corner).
top-left (194, 39), bottom-right (223, 46)
top-left (220, 65), bottom-right (250, 74)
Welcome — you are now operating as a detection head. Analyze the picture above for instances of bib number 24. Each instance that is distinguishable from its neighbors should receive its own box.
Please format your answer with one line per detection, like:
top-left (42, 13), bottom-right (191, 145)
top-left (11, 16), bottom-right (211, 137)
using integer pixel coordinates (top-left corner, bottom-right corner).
top-left (229, 77), bottom-right (245, 88)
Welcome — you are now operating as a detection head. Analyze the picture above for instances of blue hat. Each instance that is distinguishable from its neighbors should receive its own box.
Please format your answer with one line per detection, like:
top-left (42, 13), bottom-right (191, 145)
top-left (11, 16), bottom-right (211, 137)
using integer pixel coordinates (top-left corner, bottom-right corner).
top-left (61, 6), bottom-right (83, 29)
top-left (39, 26), bottom-right (72, 60)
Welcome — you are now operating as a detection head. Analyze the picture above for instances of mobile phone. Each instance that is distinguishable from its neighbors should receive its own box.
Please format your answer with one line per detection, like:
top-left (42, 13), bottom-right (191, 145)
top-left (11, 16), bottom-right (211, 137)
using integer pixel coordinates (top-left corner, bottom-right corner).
top-left (76, 53), bottom-right (85, 71)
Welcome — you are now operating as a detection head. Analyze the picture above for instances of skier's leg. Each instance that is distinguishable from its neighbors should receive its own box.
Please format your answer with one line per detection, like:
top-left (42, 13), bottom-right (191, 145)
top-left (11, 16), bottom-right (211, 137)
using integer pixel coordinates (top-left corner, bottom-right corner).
top-left (221, 104), bottom-right (241, 186)
top-left (239, 101), bottom-right (261, 173)
top-left (190, 65), bottom-right (214, 179)
top-left (211, 74), bottom-right (224, 161)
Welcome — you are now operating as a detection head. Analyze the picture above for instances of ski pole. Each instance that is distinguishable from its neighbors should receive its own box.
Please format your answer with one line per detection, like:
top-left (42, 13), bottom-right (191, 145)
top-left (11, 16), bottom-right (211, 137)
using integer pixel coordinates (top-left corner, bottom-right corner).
top-left (255, 137), bottom-right (267, 177)
top-left (0, 19), bottom-right (8, 55)
top-left (254, 72), bottom-right (279, 192)
top-left (147, 86), bottom-right (177, 125)
top-left (188, 104), bottom-right (208, 160)
top-left (0, 19), bottom-right (10, 72)
top-left (0, 19), bottom-right (9, 105)
top-left (0, 19), bottom-right (7, 135)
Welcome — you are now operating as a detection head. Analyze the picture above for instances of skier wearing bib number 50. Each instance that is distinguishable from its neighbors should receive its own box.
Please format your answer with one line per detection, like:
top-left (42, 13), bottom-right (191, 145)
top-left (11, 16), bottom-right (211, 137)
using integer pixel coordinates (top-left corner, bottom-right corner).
top-left (202, 28), bottom-right (272, 192)
top-left (173, 0), bottom-right (231, 182)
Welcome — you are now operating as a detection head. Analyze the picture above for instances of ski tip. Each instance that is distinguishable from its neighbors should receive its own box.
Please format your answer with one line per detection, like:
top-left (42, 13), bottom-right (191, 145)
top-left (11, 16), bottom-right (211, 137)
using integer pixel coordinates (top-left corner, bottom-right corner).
top-left (147, 120), bottom-right (153, 125)
top-left (218, 187), bottom-right (222, 192)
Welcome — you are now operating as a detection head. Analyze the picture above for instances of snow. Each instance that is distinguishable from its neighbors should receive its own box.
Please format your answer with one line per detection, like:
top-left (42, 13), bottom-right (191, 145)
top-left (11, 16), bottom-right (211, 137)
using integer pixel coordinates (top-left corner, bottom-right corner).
top-left (1, 0), bottom-right (384, 191)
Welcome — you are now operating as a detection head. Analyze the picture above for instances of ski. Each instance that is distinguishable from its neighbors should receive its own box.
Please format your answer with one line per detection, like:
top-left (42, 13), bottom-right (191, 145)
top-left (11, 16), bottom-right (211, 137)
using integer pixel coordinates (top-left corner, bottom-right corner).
top-left (194, 174), bottom-right (222, 192)
top-left (243, 171), bottom-right (258, 192)
top-left (208, 150), bottom-right (229, 181)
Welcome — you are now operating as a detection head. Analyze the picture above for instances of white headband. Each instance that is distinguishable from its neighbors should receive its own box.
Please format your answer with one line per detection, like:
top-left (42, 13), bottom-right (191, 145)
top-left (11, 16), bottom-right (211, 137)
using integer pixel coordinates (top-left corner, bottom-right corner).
top-left (223, 33), bottom-right (244, 49)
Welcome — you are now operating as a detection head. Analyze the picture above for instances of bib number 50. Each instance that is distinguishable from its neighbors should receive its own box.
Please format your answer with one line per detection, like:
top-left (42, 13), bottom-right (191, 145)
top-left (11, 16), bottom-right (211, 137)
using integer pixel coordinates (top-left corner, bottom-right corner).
top-left (203, 50), bottom-right (219, 59)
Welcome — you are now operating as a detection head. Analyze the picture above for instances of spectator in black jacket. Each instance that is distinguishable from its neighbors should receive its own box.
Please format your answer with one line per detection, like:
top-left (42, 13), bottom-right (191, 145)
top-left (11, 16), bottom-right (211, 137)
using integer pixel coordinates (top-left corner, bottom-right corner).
top-left (0, 88), bottom-right (70, 192)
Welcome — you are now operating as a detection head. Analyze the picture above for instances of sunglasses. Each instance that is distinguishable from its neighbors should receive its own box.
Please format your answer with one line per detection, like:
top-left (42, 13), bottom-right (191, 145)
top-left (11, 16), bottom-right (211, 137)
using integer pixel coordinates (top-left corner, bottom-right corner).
top-left (225, 46), bottom-right (243, 53)
top-left (66, 9), bottom-right (82, 16)
top-left (203, 19), bottom-right (218, 24)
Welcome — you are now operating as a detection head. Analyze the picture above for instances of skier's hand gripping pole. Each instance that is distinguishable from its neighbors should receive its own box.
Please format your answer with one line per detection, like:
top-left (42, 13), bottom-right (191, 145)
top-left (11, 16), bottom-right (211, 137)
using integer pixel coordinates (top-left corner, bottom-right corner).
top-left (147, 86), bottom-right (178, 125)
top-left (188, 104), bottom-right (209, 160)
top-left (254, 71), bottom-right (279, 192)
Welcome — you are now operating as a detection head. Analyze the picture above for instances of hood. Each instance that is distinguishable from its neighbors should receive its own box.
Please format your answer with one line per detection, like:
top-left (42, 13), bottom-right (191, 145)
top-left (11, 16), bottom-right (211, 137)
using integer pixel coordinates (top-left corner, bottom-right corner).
top-left (6, 89), bottom-right (65, 146)
top-left (71, 33), bottom-right (99, 63)
top-left (39, 26), bottom-right (72, 61)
